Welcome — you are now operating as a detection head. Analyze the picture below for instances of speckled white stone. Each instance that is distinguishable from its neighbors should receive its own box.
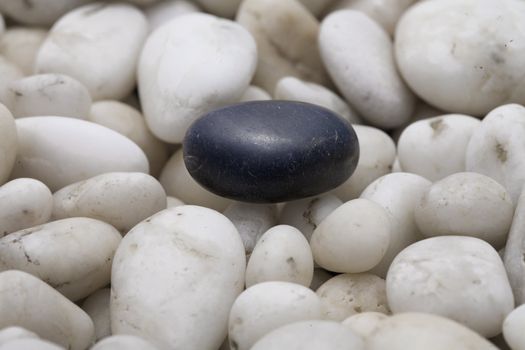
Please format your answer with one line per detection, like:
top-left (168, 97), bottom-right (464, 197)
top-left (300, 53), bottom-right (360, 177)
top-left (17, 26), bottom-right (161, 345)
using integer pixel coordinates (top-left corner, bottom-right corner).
top-left (52, 172), bottom-right (166, 233)
top-left (386, 236), bottom-right (514, 337)
top-left (319, 10), bottom-right (415, 128)
top-left (0, 270), bottom-right (94, 350)
top-left (82, 288), bottom-right (111, 342)
top-left (11, 116), bottom-right (149, 191)
top-left (91, 335), bottom-right (159, 350)
top-left (395, 0), bottom-right (525, 115)
top-left (0, 27), bottom-right (47, 75)
top-left (228, 281), bottom-right (322, 350)
top-left (139, 13), bottom-right (256, 143)
top-left (111, 205), bottom-right (245, 350)
top-left (415, 172), bottom-right (513, 248)
top-left (245, 225), bottom-right (313, 287)
top-left (35, 3), bottom-right (148, 100)
top-left (0, 104), bottom-right (17, 185)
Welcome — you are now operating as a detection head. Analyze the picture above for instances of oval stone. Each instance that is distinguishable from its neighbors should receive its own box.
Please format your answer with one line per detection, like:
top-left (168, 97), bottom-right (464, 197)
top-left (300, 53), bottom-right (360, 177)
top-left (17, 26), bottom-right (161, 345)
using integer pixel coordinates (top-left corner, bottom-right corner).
top-left (183, 101), bottom-right (359, 203)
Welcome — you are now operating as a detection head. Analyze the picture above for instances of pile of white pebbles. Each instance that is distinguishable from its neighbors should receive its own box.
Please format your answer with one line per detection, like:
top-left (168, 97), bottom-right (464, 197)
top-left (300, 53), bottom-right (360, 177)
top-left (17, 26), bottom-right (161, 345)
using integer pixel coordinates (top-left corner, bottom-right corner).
top-left (0, 0), bottom-right (524, 349)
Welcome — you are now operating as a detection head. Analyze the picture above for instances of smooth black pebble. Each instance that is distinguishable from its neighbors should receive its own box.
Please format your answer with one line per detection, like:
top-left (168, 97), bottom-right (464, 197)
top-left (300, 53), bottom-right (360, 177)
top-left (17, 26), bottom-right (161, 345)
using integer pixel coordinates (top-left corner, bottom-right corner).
top-left (183, 100), bottom-right (359, 203)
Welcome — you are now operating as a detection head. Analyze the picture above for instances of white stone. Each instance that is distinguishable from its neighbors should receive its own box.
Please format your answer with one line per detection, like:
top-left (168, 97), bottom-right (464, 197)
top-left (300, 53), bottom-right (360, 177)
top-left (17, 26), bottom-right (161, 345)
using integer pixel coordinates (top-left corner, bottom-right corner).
top-left (398, 114), bottom-right (480, 181)
top-left (274, 76), bottom-right (361, 124)
top-left (0, 104), bottom-right (17, 185)
top-left (466, 104), bottom-right (525, 204)
top-left (91, 335), bottom-right (159, 350)
top-left (111, 205), bottom-right (245, 350)
top-left (88, 100), bottom-right (168, 177)
top-left (319, 10), bottom-right (415, 128)
top-left (0, 270), bottom-right (94, 350)
top-left (5, 74), bottom-right (92, 119)
top-left (360, 173), bottom-right (431, 277)
top-left (166, 196), bottom-right (185, 208)
top-left (366, 313), bottom-right (498, 350)
top-left (35, 3), bottom-right (148, 100)
top-left (0, 217), bottom-right (121, 301)
top-left (390, 99), bottom-right (444, 143)
top-left (279, 194), bottom-right (342, 242)
top-left (246, 225), bottom-right (314, 287)
top-left (0, 178), bottom-right (52, 238)
top-left (0, 56), bottom-right (23, 106)
top-left (341, 312), bottom-right (388, 338)
top-left (239, 85), bottom-right (271, 102)
top-left (228, 281), bottom-right (322, 350)
top-left (0, 0), bottom-right (90, 26)
top-left (11, 116), bottom-right (149, 191)
top-left (82, 288), bottom-right (111, 342)
top-left (160, 149), bottom-right (232, 211)
top-left (503, 304), bottom-right (525, 350)
top-left (0, 338), bottom-right (65, 350)
top-left (52, 172), bottom-right (166, 233)
top-left (316, 273), bottom-right (389, 321)
top-left (0, 27), bottom-right (47, 75)
top-left (251, 320), bottom-right (365, 350)
top-left (311, 198), bottom-right (390, 273)
top-left (329, 0), bottom-right (416, 36)
top-left (223, 202), bottom-right (277, 255)
top-left (504, 189), bottom-right (525, 305)
top-left (331, 125), bottom-right (396, 201)
top-left (145, 0), bottom-right (200, 33)
top-left (237, 0), bottom-right (331, 93)
top-left (0, 327), bottom-right (39, 345)
top-left (415, 172), bottom-right (513, 248)
top-left (139, 13), bottom-right (256, 143)
top-left (395, 0), bottom-right (525, 115)
top-left (386, 236), bottom-right (514, 337)
top-left (298, 0), bottom-right (335, 17)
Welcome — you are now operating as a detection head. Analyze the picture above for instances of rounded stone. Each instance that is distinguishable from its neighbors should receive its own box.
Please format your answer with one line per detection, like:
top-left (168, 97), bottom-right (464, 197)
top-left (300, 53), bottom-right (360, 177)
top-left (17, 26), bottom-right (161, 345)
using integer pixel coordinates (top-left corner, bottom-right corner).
top-left (183, 101), bottom-right (359, 203)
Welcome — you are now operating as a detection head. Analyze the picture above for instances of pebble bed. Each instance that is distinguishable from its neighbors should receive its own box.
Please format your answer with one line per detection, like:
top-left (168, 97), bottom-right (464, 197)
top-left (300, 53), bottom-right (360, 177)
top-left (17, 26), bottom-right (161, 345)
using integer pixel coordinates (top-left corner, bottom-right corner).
top-left (0, 0), bottom-right (523, 350)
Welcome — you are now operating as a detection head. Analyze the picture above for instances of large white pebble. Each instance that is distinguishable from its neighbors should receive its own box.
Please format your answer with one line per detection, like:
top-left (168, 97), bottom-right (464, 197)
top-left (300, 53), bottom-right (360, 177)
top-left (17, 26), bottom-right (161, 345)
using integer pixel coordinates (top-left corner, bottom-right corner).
top-left (160, 149), bottom-right (232, 211)
top-left (35, 3), bottom-right (148, 100)
top-left (82, 288), bottom-right (110, 341)
top-left (316, 273), bottom-right (389, 321)
top-left (311, 198), bottom-right (390, 273)
top-left (111, 205), bottom-right (246, 350)
top-left (341, 312), bottom-right (388, 338)
top-left (0, 327), bottom-right (39, 345)
top-left (279, 194), bottom-right (342, 242)
top-left (0, 338), bottom-right (65, 350)
top-left (246, 225), bottom-right (313, 287)
top-left (319, 10), bottom-right (415, 128)
top-left (223, 202), bottom-right (277, 256)
top-left (0, 0), bottom-right (90, 26)
top-left (367, 313), bottom-right (498, 350)
top-left (466, 104), bottom-right (525, 204)
top-left (386, 236), bottom-right (514, 337)
top-left (145, 0), bottom-right (200, 33)
top-left (91, 335), bottom-right (158, 350)
top-left (88, 100), bottom-right (168, 177)
top-left (5, 74), bottom-right (92, 119)
top-left (228, 281), bottom-right (322, 350)
top-left (274, 76), bottom-right (361, 124)
top-left (0, 27), bottom-right (47, 75)
top-left (0, 270), bottom-right (94, 350)
top-left (139, 13), bottom-right (256, 143)
top-left (52, 172), bottom-right (166, 233)
top-left (251, 320), bottom-right (365, 350)
top-left (0, 104), bottom-right (17, 185)
top-left (395, 0), bottom-right (525, 115)
top-left (415, 172), bottom-right (513, 248)
top-left (237, 0), bottom-right (331, 93)
top-left (504, 188), bottom-right (525, 304)
top-left (398, 114), bottom-right (480, 181)
top-left (0, 218), bottom-right (121, 301)
top-left (360, 173), bottom-right (431, 277)
top-left (332, 125), bottom-right (396, 201)
top-left (503, 304), bottom-right (525, 350)
top-left (0, 178), bottom-right (52, 237)
top-left (11, 116), bottom-right (149, 191)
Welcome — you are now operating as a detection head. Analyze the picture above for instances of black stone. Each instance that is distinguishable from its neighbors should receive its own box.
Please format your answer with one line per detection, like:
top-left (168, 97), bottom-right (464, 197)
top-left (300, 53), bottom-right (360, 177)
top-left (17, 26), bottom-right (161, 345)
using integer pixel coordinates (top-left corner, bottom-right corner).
top-left (183, 100), bottom-right (359, 203)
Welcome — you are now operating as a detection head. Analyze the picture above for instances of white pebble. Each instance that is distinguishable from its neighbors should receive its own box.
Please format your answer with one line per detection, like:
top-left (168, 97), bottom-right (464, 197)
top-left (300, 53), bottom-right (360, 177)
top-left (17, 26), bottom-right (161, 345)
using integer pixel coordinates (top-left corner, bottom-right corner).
top-left (0, 104), bottom-right (17, 185)
top-left (91, 335), bottom-right (159, 350)
top-left (145, 0), bottom-right (200, 33)
top-left (415, 172), bottom-right (513, 248)
top-left (239, 85), bottom-right (271, 102)
top-left (298, 0), bottom-right (335, 17)
top-left (311, 198), bottom-right (390, 273)
top-left (341, 312), bottom-right (388, 338)
top-left (503, 304), bottom-right (525, 350)
top-left (245, 225), bottom-right (314, 287)
top-left (0, 178), bottom-right (52, 237)
top-left (0, 338), bottom-right (65, 350)
top-left (398, 114), bottom-right (480, 181)
top-left (0, 327), bottom-right (39, 345)
top-left (319, 10), bottom-right (415, 128)
top-left (504, 188), bottom-right (525, 305)
top-left (81, 288), bottom-right (111, 342)
top-left (36, 3), bottom-right (148, 100)
top-left (139, 13), bottom-right (256, 143)
top-left (0, 56), bottom-right (23, 106)
top-left (0, 27), bottom-right (47, 75)
top-left (166, 196), bottom-right (185, 208)
top-left (11, 116), bottom-right (149, 191)
top-left (228, 281), bottom-right (322, 350)
top-left (386, 236), bottom-right (514, 337)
